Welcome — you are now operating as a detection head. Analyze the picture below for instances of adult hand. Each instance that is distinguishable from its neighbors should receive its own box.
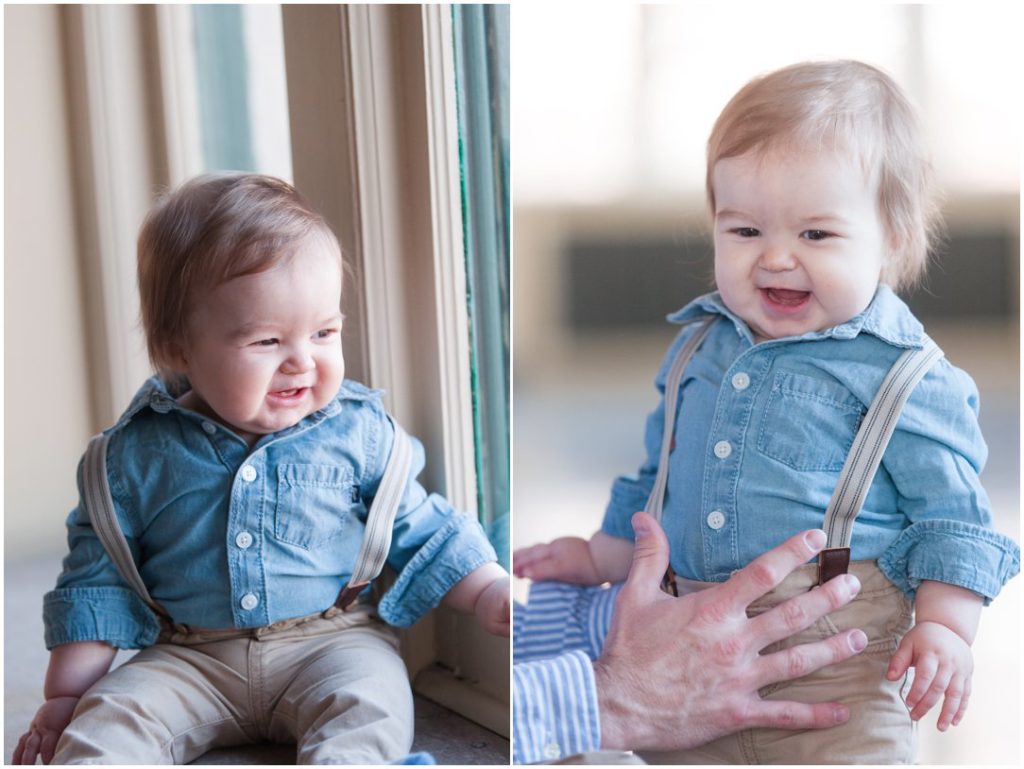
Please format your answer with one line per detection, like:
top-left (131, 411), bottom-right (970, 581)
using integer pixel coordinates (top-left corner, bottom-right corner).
top-left (594, 512), bottom-right (867, 752)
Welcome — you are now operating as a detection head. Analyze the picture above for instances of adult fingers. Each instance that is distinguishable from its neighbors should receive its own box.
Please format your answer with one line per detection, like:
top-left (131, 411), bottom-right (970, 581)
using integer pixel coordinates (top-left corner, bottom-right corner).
top-left (740, 698), bottom-right (851, 731)
top-left (754, 627), bottom-right (867, 690)
top-left (715, 530), bottom-right (827, 615)
top-left (748, 573), bottom-right (860, 650)
top-left (904, 652), bottom-right (938, 712)
top-left (617, 512), bottom-right (671, 605)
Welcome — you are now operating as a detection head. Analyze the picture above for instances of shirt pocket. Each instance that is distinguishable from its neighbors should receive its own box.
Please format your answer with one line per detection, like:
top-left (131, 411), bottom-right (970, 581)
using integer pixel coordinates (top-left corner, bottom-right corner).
top-left (756, 371), bottom-right (865, 472)
top-left (274, 464), bottom-right (358, 550)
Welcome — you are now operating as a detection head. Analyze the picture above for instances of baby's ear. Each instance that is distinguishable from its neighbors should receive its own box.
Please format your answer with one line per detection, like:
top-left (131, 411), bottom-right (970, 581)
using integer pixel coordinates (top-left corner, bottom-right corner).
top-left (160, 339), bottom-right (190, 372)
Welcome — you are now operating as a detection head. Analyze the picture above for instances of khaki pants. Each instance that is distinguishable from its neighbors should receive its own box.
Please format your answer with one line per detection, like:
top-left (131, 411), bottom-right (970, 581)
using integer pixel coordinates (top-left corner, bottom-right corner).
top-left (53, 606), bottom-right (414, 765)
top-left (642, 562), bottom-right (916, 765)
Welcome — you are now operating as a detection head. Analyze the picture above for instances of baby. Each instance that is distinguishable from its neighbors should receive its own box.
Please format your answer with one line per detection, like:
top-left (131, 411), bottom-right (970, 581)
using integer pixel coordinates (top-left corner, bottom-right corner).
top-left (514, 61), bottom-right (1019, 764)
top-left (15, 173), bottom-right (509, 765)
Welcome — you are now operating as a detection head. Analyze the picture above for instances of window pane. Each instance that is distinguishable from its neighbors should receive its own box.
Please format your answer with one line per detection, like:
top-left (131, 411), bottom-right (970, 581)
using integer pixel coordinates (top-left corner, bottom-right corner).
top-left (191, 4), bottom-right (292, 178)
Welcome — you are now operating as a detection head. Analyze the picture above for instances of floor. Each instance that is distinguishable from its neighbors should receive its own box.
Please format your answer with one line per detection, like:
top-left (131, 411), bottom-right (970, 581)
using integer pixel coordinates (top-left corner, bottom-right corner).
top-left (4, 553), bottom-right (509, 766)
top-left (514, 320), bottom-right (1020, 765)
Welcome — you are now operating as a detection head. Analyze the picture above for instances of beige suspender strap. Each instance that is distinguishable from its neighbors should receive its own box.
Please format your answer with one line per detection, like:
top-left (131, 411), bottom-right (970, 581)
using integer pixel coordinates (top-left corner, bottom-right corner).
top-left (818, 338), bottom-right (944, 584)
top-left (643, 316), bottom-right (717, 595)
top-left (83, 433), bottom-right (170, 620)
top-left (335, 419), bottom-right (414, 610)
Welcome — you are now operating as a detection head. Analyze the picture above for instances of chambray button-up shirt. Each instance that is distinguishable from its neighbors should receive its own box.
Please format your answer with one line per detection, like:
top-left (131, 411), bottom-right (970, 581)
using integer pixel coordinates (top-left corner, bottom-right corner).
top-left (43, 378), bottom-right (498, 650)
top-left (602, 287), bottom-right (1019, 601)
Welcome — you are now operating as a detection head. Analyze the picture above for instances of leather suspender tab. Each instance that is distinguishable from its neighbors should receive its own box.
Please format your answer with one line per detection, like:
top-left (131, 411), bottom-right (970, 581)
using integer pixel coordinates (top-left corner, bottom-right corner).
top-left (817, 547), bottom-right (851, 585)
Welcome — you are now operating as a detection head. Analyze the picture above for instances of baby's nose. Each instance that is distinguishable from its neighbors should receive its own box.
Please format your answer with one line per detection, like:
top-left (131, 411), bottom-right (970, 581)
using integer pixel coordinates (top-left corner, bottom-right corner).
top-left (759, 242), bottom-right (797, 271)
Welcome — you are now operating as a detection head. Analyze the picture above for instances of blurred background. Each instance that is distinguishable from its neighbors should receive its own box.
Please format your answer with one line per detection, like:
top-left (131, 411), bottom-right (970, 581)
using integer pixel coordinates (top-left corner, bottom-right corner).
top-left (512, 4), bottom-right (1020, 764)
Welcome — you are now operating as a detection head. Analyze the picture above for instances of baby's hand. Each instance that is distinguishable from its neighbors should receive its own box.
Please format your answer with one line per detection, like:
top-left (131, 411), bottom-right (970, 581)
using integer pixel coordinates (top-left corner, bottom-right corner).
top-left (513, 537), bottom-right (603, 585)
top-left (887, 621), bottom-right (973, 730)
top-left (474, 576), bottom-right (510, 637)
top-left (13, 696), bottom-right (80, 764)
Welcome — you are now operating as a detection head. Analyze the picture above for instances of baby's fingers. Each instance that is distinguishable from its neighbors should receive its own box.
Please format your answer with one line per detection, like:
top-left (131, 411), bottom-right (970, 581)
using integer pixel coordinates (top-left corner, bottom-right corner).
top-left (952, 676), bottom-right (971, 727)
top-left (936, 675), bottom-right (966, 731)
top-left (909, 665), bottom-right (952, 721)
top-left (904, 652), bottom-right (938, 712)
top-left (887, 639), bottom-right (913, 681)
top-left (512, 544), bottom-right (550, 577)
top-left (13, 730), bottom-right (40, 765)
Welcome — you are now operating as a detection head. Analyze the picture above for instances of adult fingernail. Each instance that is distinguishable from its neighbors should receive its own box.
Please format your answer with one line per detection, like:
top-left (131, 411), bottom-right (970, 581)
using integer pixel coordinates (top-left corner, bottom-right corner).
top-left (834, 705), bottom-right (850, 724)
top-left (848, 630), bottom-right (867, 652)
top-left (804, 530), bottom-right (826, 550)
top-left (842, 573), bottom-right (861, 596)
top-left (632, 513), bottom-right (650, 536)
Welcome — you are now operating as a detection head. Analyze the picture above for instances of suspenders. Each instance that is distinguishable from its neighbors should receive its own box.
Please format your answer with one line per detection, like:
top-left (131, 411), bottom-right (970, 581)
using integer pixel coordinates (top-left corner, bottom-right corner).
top-left (644, 316), bottom-right (943, 592)
top-left (81, 418), bottom-right (413, 625)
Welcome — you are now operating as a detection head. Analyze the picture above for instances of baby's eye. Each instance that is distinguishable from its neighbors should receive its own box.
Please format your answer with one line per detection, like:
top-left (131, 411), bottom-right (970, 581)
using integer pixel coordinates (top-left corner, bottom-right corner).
top-left (731, 227), bottom-right (760, 238)
top-left (253, 338), bottom-right (279, 347)
top-left (801, 229), bottom-right (833, 241)
top-left (314, 328), bottom-right (339, 340)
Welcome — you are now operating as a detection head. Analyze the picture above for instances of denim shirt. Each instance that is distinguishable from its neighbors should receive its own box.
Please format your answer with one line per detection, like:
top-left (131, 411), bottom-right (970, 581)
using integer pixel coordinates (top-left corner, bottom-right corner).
top-left (602, 286), bottom-right (1019, 603)
top-left (44, 378), bottom-right (498, 650)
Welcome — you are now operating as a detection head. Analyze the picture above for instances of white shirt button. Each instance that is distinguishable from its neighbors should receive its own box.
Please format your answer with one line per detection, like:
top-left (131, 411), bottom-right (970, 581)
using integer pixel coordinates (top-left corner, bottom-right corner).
top-left (707, 510), bottom-right (726, 530)
top-left (732, 372), bottom-right (751, 391)
top-left (240, 593), bottom-right (259, 611)
top-left (714, 440), bottom-right (732, 459)
top-left (240, 465), bottom-right (258, 482)
top-left (543, 743), bottom-right (561, 760)
top-left (235, 531), bottom-right (254, 549)
top-left (202, 421), bottom-right (217, 435)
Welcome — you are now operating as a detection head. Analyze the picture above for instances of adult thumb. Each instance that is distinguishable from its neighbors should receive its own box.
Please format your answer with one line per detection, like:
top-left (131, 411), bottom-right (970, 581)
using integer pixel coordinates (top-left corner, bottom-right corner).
top-left (622, 511), bottom-right (670, 601)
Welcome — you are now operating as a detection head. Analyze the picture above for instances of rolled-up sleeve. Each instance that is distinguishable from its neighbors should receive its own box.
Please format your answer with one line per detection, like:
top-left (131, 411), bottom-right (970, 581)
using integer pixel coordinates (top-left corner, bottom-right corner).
top-left (372, 417), bottom-right (498, 627)
top-left (43, 457), bottom-right (159, 649)
top-left (513, 651), bottom-right (601, 764)
top-left (877, 359), bottom-right (1020, 603)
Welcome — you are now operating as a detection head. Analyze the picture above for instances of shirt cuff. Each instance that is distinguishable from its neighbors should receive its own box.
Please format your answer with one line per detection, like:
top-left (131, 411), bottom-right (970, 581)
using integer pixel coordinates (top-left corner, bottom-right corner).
top-left (514, 581), bottom-right (621, 663)
top-left (377, 515), bottom-right (498, 627)
top-left (513, 650), bottom-right (601, 763)
top-left (878, 519), bottom-right (1021, 605)
top-left (43, 586), bottom-right (160, 650)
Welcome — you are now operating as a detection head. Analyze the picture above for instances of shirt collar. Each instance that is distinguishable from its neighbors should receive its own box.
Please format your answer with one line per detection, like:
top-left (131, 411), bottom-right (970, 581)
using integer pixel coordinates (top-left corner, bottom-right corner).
top-left (666, 284), bottom-right (926, 349)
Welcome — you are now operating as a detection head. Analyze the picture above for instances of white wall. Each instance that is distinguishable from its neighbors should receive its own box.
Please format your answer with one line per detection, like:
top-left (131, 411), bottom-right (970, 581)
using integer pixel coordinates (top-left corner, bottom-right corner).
top-left (4, 5), bottom-right (95, 557)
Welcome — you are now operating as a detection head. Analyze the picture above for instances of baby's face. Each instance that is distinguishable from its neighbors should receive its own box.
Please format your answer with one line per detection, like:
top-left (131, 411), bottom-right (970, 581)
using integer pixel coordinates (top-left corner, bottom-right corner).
top-left (177, 234), bottom-right (345, 445)
top-left (712, 148), bottom-right (887, 341)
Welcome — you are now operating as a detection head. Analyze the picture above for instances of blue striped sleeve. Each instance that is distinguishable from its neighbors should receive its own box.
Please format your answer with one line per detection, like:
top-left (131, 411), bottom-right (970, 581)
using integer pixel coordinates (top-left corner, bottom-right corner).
top-left (513, 650), bottom-right (601, 763)
top-left (513, 581), bottom-right (622, 663)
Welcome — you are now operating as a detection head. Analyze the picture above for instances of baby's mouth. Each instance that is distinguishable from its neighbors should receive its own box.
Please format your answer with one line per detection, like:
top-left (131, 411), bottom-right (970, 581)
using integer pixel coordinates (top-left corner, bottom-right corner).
top-left (269, 387), bottom-right (308, 400)
top-left (763, 288), bottom-right (810, 307)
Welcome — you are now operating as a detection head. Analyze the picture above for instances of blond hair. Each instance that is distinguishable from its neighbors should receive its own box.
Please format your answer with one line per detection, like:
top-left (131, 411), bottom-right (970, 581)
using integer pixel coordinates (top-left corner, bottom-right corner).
top-left (706, 60), bottom-right (942, 291)
top-left (137, 172), bottom-right (340, 378)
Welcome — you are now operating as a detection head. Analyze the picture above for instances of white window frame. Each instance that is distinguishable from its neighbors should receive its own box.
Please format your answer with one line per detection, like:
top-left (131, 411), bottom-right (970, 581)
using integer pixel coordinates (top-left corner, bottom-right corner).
top-left (281, 4), bottom-right (508, 736)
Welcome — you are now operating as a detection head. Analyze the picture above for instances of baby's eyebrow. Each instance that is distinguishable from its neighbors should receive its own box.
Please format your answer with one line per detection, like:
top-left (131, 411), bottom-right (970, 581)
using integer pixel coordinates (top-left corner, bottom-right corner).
top-left (714, 208), bottom-right (750, 220)
top-left (229, 321), bottom-right (275, 341)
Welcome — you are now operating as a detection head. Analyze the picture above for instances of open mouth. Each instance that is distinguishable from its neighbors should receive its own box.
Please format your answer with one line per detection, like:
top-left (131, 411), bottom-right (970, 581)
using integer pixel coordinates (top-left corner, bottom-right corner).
top-left (268, 387), bottom-right (309, 401)
top-left (762, 287), bottom-right (811, 310)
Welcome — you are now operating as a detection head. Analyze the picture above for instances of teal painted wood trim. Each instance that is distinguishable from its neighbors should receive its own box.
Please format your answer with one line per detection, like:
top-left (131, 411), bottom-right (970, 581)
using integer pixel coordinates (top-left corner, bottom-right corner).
top-left (452, 4), bottom-right (510, 567)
